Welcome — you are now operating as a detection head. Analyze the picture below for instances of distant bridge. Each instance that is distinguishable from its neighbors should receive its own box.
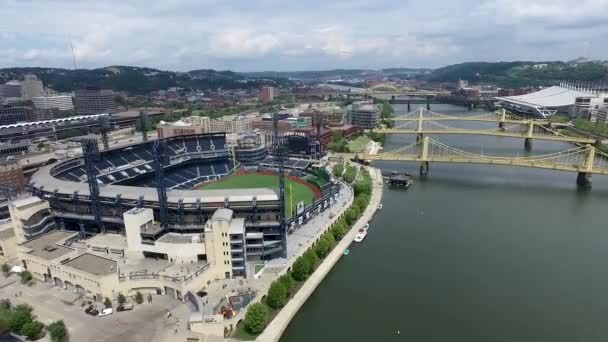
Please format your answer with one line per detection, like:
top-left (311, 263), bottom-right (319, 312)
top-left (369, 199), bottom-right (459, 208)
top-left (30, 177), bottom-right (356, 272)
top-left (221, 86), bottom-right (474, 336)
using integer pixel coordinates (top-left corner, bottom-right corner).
top-left (386, 94), bottom-right (495, 110)
top-left (373, 108), bottom-right (597, 145)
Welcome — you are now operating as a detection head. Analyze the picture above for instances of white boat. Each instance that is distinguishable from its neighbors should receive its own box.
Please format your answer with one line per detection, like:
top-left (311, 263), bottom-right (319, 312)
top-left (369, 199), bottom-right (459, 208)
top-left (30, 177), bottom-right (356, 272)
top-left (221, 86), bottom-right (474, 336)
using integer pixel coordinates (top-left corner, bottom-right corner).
top-left (364, 223), bottom-right (370, 230)
top-left (354, 227), bottom-right (368, 242)
top-left (377, 203), bottom-right (383, 210)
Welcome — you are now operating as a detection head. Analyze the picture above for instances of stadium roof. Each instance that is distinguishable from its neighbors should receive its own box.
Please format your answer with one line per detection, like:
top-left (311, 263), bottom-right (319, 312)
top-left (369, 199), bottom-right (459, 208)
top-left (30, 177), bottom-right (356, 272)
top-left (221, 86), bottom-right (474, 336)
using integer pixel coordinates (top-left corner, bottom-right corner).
top-left (495, 86), bottom-right (597, 118)
top-left (30, 163), bottom-right (279, 204)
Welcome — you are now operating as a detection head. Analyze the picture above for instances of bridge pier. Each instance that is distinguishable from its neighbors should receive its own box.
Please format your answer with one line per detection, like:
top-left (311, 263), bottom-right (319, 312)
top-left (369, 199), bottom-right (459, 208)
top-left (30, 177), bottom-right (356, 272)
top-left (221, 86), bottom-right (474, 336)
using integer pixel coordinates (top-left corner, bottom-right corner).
top-left (498, 121), bottom-right (505, 130)
top-left (426, 98), bottom-right (431, 110)
top-left (407, 101), bottom-right (411, 112)
top-left (416, 133), bottom-right (424, 142)
top-left (524, 138), bottom-right (533, 150)
top-left (576, 172), bottom-right (592, 187)
top-left (420, 161), bottom-right (429, 176)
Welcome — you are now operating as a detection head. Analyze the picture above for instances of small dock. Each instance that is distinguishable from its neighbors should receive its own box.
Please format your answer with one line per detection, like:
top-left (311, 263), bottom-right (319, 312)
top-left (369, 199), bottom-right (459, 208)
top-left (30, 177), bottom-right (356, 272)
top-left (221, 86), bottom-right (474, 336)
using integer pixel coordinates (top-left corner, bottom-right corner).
top-left (383, 172), bottom-right (414, 188)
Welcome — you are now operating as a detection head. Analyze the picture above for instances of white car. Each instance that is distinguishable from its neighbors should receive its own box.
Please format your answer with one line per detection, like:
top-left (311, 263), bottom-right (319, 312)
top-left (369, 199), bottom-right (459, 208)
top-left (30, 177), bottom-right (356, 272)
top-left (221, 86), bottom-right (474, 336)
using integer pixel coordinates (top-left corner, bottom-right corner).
top-left (98, 308), bottom-right (113, 317)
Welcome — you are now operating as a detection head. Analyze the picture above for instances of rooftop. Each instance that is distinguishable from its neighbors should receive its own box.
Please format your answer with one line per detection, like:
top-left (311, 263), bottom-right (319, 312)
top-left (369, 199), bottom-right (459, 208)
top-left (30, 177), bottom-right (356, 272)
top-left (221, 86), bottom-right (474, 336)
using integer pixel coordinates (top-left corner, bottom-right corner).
top-left (20, 230), bottom-right (77, 261)
top-left (62, 253), bottom-right (117, 276)
top-left (157, 233), bottom-right (202, 244)
top-left (496, 86), bottom-right (598, 109)
top-left (11, 196), bottom-right (43, 209)
top-left (211, 208), bottom-right (233, 222)
top-left (230, 218), bottom-right (245, 235)
top-left (0, 228), bottom-right (15, 241)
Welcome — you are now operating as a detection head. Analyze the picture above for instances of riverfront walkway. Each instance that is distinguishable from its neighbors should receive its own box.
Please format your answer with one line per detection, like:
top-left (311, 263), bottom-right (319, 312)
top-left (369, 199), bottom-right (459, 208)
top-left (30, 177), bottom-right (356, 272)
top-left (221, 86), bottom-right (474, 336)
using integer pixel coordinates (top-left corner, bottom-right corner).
top-left (257, 166), bottom-right (384, 341)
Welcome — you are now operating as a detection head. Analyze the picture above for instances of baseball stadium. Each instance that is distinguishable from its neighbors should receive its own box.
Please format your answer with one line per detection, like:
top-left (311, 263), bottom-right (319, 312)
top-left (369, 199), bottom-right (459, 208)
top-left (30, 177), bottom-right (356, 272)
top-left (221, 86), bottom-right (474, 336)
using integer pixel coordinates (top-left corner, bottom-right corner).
top-left (27, 132), bottom-right (339, 266)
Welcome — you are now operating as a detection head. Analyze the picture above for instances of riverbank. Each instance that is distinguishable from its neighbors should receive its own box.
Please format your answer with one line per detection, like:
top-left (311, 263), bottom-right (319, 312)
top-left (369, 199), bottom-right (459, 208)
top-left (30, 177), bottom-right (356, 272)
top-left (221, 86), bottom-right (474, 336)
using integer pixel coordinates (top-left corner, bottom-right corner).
top-left (257, 166), bottom-right (384, 341)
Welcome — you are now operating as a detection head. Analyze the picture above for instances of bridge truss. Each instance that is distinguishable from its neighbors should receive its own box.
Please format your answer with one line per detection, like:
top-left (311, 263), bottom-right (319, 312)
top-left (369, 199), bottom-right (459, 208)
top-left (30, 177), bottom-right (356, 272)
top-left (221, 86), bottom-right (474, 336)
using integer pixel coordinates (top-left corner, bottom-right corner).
top-left (359, 136), bottom-right (608, 185)
top-left (377, 108), bottom-right (596, 144)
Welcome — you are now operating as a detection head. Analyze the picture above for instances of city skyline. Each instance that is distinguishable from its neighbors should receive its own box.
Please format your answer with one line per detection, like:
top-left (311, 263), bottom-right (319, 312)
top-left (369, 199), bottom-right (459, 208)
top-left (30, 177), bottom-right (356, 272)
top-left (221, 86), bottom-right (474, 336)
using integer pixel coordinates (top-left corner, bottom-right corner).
top-left (1, 0), bottom-right (607, 71)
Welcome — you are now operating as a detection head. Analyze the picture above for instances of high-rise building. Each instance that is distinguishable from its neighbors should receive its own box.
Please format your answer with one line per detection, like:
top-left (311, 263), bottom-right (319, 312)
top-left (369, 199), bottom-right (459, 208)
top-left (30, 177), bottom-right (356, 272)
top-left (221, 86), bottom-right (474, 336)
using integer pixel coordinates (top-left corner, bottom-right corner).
top-left (261, 86), bottom-right (275, 103)
top-left (0, 106), bottom-right (34, 125)
top-left (20, 74), bottom-right (44, 101)
top-left (33, 95), bottom-right (74, 111)
top-left (74, 88), bottom-right (116, 115)
top-left (347, 102), bottom-right (382, 129)
top-left (0, 81), bottom-right (22, 101)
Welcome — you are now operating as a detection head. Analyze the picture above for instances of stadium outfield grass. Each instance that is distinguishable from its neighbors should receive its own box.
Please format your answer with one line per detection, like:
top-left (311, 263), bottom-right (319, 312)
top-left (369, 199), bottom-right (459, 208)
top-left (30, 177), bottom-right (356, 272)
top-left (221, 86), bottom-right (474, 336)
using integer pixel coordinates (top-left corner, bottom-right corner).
top-left (198, 173), bottom-right (317, 218)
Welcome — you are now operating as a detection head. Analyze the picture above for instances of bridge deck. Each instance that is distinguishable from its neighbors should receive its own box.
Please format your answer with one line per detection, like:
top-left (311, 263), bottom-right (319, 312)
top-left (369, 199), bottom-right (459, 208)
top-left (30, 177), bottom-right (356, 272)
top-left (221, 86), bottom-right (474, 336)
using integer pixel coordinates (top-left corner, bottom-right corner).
top-left (372, 129), bottom-right (596, 144)
top-left (359, 154), bottom-right (608, 175)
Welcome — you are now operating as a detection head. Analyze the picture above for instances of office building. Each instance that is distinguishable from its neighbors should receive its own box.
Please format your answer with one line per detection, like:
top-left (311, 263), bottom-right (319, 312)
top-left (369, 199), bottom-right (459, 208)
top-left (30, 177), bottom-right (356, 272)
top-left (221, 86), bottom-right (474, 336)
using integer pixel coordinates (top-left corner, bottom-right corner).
top-left (0, 105), bottom-right (34, 125)
top-left (261, 86), bottom-right (275, 103)
top-left (0, 81), bottom-right (22, 100)
top-left (157, 115), bottom-right (252, 138)
top-left (33, 95), bottom-right (74, 111)
top-left (347, 102), bottom-right (382, 129)
top-left (74, 88), bottom-right (116, 115)
top-left (20, 74), bottom-right (44, 101)
top-left (596, 108), bottom-right (608, 124)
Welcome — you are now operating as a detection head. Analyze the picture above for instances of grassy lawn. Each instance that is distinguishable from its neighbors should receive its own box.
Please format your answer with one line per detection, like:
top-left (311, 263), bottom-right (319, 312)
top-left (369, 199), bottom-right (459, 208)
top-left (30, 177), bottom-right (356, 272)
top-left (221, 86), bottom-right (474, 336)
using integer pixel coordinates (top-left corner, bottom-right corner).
top-left (254, 264), bottom-right (265, 274)
top-left (347, 135), bottom-right (371, 153)
top-left (199, 173), bottom-right (316, 218)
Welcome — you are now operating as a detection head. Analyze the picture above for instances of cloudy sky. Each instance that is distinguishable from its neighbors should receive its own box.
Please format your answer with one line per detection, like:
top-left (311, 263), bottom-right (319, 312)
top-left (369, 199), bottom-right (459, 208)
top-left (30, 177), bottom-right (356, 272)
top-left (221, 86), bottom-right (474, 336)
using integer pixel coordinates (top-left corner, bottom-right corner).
top-left (1, 0), bottom-right (607, 71)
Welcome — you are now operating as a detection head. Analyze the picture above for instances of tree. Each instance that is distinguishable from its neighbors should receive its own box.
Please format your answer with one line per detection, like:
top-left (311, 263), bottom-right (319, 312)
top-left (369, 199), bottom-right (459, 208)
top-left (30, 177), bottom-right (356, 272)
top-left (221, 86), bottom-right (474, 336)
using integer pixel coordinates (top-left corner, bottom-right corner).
top-left (277, 274), bottom-right (294, 295)
top-left (346, 205), bottom-right (360, 225)
top-left (48, 320), bottom-right (68, 342)
top-left (315, 233), bottom-right (335, 259)
top-left (135, 291), bottom-right (144, 304)
top-left (117, 293), bottom-right (126, 306)
top-left (0, 299), bottom-right (10, 310)
top-left (21, 320), bottom-right (44, 340)
top-left (353, 181), bottom-right (370, 196)
top-left (104, 297), bottom-right (112, 308)
top-left (266, 281), bottom-right (288, 309)
top-left (1, 263), bottom-right (10, 277)
top-left (244, 303), bottom-right (269, 334)
top-left (331, 130), bottom-right (344, 143)
top-left (331, 221), bottom-right (347, 241)
top-left (303, 250), bottom-right (319, 273)
top-left (291, 257), bottom-right (309, 281)
top-left (333, 163), bottom-right (344, 178)
top-left (19, 271), bottom-right (32, 284)
top-left (343, 165), bottom-right (357, 184)
top-left (8, 305), bottom-right (33, 333)
top-left (355, 194), bottom-right (370, 209)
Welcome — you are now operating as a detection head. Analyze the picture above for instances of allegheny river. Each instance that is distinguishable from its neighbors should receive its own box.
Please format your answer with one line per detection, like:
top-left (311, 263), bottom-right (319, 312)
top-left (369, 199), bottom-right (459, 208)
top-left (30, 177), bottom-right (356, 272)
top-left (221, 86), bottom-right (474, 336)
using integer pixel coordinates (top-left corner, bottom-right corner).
top-left (281, 104), bottom-right (608, 341)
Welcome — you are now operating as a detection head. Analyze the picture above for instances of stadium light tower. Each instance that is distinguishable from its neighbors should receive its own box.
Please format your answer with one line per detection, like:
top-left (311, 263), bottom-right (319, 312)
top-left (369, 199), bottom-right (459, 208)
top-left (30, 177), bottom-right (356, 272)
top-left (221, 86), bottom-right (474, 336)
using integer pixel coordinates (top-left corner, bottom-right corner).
top-left (139, 111), bottom-right (148, 142)
top-left (81, 136), bottom-right (104, 234)
top-left (153, 139), bottom-right (169, 229)
top-left (99, 116), bottom-right (110, 150)
top-left (273, 113), bottom-right (288, 258)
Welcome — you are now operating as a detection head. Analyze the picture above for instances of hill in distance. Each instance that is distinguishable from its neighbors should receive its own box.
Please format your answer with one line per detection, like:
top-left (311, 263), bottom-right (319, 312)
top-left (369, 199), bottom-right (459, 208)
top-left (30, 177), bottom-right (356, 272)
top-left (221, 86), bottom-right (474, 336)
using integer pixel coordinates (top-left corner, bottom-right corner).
top-left (0, 66), bottom-right (289, 94)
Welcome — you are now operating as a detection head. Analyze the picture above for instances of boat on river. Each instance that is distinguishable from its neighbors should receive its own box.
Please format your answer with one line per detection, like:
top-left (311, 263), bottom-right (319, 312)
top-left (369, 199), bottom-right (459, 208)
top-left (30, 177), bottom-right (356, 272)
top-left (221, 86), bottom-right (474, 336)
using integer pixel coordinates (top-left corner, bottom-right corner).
top-left (354, 226), bottom-right (368, 242)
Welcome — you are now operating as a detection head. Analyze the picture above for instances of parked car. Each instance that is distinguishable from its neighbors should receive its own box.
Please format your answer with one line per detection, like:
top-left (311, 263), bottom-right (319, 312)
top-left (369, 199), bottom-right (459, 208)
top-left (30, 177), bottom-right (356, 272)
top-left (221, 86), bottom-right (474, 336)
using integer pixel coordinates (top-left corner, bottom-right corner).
top-left (116, 304), bottom-right (133, 312)
top-left (98, 308), bottom-right (113, 317)
top-left (85, 306), bottom-right (99, 316)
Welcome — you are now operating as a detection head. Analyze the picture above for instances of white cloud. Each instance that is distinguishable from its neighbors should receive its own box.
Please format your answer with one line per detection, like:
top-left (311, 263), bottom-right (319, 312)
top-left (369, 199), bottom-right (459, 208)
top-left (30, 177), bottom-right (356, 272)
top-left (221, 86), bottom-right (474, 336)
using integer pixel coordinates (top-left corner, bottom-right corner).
top-left (0, 0), bottom-right (607, 70)
top-left (208, 29), bottom-right (281, 58)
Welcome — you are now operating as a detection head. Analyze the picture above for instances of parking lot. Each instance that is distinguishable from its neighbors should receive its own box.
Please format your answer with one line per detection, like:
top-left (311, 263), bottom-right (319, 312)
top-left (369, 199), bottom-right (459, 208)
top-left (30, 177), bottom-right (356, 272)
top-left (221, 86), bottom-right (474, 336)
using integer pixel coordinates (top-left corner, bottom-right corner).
top-left (0, 275), bottom-right (200, 342)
